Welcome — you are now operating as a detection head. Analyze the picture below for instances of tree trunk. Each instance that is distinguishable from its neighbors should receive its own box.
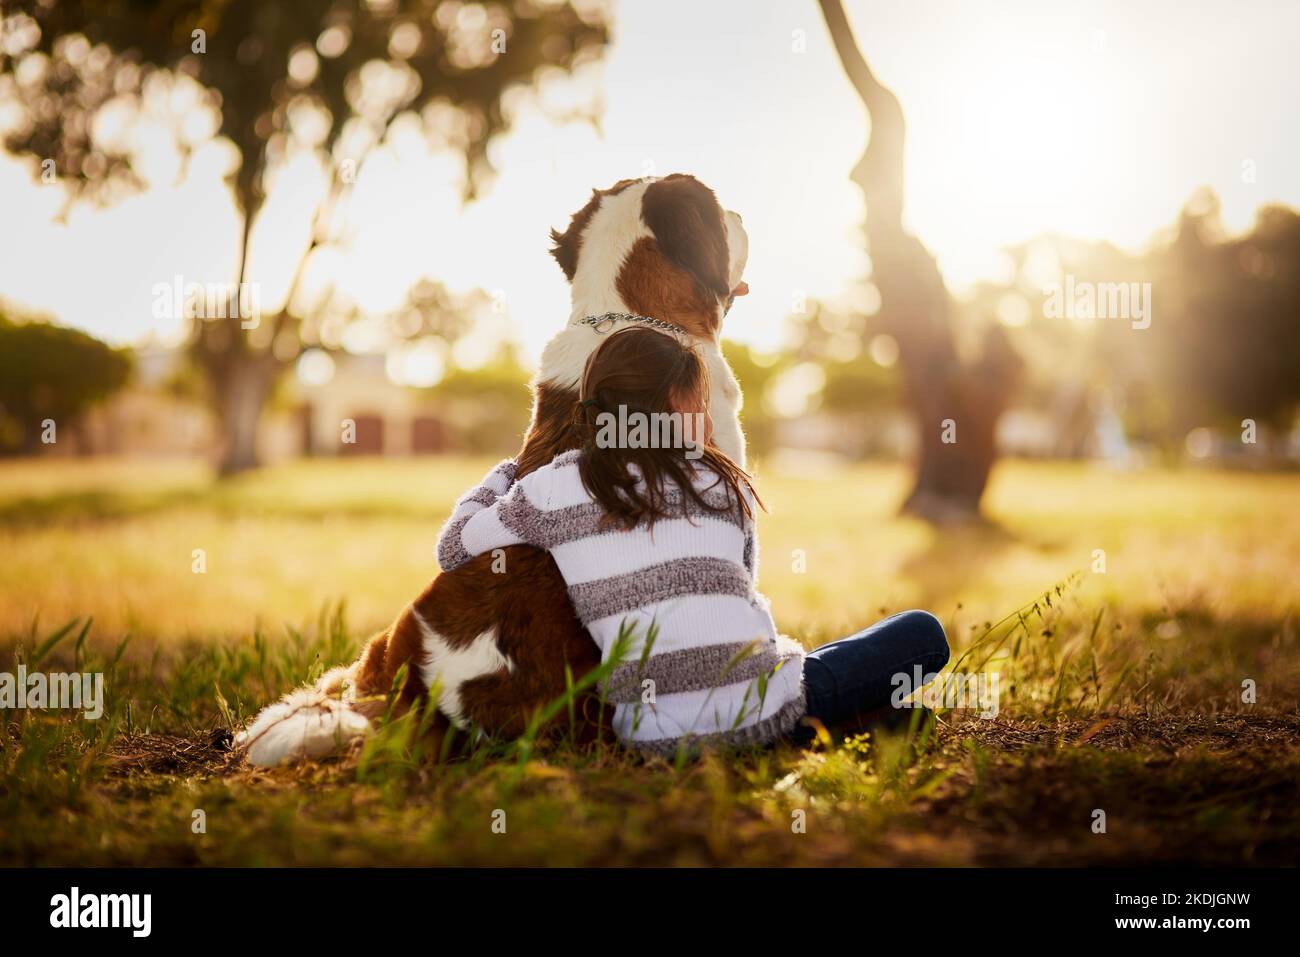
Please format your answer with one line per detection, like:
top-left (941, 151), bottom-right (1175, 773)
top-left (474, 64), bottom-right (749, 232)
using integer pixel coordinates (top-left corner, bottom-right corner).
top-left (819, 0), bottom-right (1021, 523)
top-left (900, 324), bottom-right (1021, 521)
top-left (192, 302), bottom-right (286, 478)
top-left (214, 353), bottom-right (278, 476)
top-left (193, 196), bottom-right (288, 478)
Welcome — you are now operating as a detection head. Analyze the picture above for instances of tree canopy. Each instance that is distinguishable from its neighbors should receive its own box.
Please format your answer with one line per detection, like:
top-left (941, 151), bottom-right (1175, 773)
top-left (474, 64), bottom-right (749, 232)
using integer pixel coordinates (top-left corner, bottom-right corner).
top-left (0, 308), bottom-right (131, 453)
top-left (0, 0), bottom-right (610, 472)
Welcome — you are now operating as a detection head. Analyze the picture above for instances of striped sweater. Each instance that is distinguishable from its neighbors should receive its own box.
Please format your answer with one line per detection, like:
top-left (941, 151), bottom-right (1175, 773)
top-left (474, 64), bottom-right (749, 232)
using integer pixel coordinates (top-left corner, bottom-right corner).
top-left (436, 451), bottom-right (807, 756)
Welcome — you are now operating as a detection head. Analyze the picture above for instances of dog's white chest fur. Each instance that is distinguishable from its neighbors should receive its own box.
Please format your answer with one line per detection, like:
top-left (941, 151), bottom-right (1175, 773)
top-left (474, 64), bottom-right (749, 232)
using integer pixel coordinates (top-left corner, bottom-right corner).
top-left (702, 343), bottom-right (745, 468)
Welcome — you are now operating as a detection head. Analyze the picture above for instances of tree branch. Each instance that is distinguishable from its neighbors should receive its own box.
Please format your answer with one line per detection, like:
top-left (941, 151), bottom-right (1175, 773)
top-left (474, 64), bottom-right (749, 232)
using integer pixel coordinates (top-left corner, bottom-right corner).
top-left (818, 0), bottom-right (906, 228)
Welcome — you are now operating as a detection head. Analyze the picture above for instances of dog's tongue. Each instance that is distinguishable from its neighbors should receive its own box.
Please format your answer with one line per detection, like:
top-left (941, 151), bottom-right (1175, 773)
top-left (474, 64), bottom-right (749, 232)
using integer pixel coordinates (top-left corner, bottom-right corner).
top-left (732, 281), bottom-right (750, 297)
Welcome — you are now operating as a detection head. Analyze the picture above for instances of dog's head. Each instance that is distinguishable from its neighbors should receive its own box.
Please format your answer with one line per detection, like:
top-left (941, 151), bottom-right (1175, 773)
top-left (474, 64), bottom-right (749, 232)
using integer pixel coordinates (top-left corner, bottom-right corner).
top-left (525, 175), bottom-right (749, 474)
top-left (549, 174), bottom-right (748, 339)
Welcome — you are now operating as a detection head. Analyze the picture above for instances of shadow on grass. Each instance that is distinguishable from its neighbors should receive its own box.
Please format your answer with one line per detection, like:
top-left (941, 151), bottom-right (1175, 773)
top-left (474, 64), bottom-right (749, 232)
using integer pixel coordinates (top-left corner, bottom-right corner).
top-left (0, 485), bottom-right (447, 528)
top-left (899, 517), bottom-right (1022, 610)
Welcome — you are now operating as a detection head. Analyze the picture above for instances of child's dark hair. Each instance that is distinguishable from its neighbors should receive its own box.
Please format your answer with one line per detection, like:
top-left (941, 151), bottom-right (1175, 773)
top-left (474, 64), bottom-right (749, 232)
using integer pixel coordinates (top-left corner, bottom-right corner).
top-left (574, 326), bottom-right (761, 529)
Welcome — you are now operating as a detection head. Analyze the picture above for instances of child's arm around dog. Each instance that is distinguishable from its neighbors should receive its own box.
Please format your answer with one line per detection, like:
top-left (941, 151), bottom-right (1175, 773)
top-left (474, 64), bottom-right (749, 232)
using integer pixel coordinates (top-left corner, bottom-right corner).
top-left (435, 458), bottom-right (558, 572)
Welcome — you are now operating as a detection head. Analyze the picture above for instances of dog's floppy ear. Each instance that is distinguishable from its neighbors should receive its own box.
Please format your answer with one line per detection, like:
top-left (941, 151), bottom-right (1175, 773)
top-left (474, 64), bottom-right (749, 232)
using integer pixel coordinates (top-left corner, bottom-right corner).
top-left (641, 174), bottom-right (731, 301)
top-left (549, 189), bottom-right (604, 282)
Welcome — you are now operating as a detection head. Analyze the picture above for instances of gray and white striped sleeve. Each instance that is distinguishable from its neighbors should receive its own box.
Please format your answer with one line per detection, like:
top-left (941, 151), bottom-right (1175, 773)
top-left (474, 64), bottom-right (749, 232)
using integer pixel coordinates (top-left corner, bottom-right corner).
top-left (435, 459), bottom-right (518, 571)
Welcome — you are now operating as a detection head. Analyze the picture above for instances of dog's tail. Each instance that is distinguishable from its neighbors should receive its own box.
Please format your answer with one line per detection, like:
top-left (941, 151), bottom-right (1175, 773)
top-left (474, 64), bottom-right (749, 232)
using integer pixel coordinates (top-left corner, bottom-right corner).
top-left (234, 665), bottom-right (379, 767)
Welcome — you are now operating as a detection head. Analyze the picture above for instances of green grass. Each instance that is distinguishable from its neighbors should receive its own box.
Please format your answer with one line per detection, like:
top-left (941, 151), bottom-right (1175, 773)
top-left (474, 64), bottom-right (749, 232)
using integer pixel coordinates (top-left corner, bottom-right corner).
top-left (1, 455), bottom-right (1297, 865)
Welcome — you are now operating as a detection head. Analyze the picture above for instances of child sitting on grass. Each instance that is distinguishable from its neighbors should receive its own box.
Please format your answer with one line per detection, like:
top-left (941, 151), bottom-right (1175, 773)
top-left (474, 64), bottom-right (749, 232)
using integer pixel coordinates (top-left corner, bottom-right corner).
top-left (436, 325), bottom-right (949, 754)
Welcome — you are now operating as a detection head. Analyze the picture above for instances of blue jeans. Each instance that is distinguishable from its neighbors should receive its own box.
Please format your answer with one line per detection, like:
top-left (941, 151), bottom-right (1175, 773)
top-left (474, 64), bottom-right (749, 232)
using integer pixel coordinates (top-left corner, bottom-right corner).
top-left (791, 610), bottom-right (950, 743)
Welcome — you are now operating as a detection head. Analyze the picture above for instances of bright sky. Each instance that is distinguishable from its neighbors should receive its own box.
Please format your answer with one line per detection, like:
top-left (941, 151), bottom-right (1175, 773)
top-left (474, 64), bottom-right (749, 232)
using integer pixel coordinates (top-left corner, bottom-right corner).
top-left (1, 0), bottom-right (1297, 364)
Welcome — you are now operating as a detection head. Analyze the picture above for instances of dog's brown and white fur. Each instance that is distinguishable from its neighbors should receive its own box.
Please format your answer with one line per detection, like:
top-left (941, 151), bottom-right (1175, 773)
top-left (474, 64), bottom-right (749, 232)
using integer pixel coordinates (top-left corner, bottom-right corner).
top-left (237, 174), bottom-right (749, 765)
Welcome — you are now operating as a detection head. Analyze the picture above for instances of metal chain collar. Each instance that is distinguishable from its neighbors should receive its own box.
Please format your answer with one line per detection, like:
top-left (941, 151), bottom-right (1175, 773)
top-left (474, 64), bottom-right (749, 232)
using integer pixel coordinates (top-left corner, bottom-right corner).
top-left (579, 312), bottom-right (689, 337)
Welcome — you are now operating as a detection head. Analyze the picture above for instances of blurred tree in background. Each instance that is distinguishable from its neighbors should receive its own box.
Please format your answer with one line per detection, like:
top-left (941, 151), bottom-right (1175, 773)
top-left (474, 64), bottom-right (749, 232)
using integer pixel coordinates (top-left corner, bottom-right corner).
top-left (1155, 196), bottom-right (1300, 444)
top-left (0, 0), bottom-right (609, 474)
top-left (720, 339), bottom-right (786, 457)
top-left (0, 306), bottom-right (131, 454)
top-left (422, 340), bottom-right (532, 452)
top-left (978, 190), bottom-right (1300, 459)
top-left (819, 0), bottom-right (1023, 523)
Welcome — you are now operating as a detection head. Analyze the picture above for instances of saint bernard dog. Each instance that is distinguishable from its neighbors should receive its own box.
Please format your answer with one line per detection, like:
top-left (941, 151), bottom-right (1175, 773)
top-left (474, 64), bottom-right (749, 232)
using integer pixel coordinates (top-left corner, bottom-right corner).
top-left (237, 174), bottom-right (751, 765)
